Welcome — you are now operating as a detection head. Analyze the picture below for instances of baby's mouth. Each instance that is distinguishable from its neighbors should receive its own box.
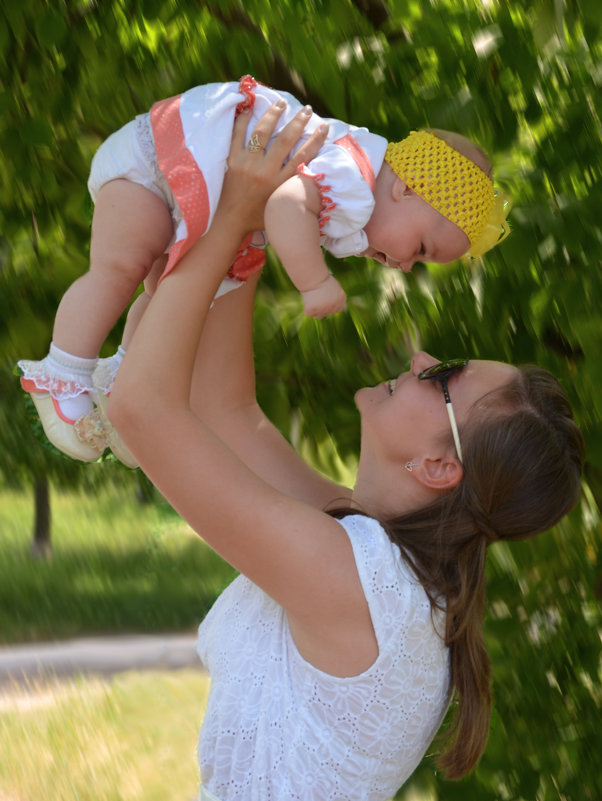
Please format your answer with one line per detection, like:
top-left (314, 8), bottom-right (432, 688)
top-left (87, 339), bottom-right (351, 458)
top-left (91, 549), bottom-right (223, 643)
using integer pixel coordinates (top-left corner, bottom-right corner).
top-left (388, 379), bottom-right (397, 395)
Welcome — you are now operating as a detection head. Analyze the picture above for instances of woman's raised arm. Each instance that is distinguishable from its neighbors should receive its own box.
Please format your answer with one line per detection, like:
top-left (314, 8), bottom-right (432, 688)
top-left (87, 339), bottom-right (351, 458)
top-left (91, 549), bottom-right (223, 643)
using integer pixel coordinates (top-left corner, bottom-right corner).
top-left (108, 103), bottom-right (375, 677)
top-left (189, 272), bottom-right (352, 509)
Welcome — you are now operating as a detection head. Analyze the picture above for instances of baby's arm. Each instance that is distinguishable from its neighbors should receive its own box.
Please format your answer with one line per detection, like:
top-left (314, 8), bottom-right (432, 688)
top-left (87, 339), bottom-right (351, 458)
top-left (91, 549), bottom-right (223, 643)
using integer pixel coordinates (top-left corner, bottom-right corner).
top-left (264, 174), bottom-right (346, 318)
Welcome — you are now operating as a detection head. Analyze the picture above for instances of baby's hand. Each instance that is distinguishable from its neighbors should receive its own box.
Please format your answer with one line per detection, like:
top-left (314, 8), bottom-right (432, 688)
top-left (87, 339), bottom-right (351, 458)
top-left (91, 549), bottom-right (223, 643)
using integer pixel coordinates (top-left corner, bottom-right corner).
top-left (301, 274), bottom-right (346, 318)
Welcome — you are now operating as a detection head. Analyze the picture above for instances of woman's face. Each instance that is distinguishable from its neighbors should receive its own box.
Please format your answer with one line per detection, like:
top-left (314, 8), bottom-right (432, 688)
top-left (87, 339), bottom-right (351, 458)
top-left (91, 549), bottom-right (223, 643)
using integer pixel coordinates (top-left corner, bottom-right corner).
top-left (355, 351), bottom-right (518, 467)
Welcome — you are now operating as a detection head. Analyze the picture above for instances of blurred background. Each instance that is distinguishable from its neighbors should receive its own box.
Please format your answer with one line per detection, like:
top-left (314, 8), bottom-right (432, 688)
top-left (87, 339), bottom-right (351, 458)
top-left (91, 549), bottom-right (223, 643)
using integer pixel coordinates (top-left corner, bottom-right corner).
top-left (0, 1), bottom-right (600, 799)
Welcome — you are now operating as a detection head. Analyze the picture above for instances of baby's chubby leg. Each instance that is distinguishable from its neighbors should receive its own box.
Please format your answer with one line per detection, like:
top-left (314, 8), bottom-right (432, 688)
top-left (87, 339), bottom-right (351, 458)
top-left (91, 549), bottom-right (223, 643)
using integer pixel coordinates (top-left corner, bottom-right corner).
top-left (18, 179), bottom-right (173, 462)
top-left (95, 254), bottom-right (165, 395)
top-left (119, 254), bottom-right (168, 350)
top-left (53, 179), bottom-right (173, 357)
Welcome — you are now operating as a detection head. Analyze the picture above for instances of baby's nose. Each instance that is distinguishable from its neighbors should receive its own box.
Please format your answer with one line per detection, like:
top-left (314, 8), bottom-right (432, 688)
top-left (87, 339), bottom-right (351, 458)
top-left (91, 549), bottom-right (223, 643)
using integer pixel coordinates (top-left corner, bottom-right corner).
top-left (399, 260), bottom-right (414, 273)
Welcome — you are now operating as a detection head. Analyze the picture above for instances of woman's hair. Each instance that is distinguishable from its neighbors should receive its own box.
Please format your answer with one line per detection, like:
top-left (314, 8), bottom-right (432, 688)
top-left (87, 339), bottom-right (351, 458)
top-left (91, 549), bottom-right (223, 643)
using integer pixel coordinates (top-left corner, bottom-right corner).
top-left (333, 364), bottom-right (584, 779)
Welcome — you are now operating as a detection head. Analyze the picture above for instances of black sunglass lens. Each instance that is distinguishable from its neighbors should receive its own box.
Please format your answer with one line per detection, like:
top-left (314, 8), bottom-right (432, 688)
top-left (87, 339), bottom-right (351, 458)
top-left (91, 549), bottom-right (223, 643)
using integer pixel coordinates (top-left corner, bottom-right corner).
top-left (419, 359), bottom-right (467, 379)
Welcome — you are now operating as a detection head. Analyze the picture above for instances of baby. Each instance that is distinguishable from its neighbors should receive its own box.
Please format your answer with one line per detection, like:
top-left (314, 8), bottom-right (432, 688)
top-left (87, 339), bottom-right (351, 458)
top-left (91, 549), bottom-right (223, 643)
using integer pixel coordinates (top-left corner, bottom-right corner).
top-left (18, 75), bottom-right (509, 466)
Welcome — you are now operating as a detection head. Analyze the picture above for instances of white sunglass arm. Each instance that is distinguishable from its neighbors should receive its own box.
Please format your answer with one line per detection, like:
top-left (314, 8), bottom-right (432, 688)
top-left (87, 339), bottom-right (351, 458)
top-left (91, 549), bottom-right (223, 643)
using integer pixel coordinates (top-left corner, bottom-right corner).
top-left (445, 400), bottom-right (463, 463)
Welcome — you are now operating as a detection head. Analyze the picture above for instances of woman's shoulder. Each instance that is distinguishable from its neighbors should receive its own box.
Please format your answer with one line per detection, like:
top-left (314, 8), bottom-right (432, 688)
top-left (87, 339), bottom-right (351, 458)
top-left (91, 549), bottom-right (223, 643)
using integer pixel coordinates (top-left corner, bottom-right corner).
top-left (335, 514), bottom-right (442, 640)
top-left (335, 513), bottom-right (407, 574)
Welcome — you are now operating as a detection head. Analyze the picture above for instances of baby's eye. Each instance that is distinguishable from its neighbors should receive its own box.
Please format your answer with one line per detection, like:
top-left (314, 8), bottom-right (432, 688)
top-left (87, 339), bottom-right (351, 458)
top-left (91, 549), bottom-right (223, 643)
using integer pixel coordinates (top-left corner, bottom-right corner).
top-left (418, 243), bottom-right (426, 257)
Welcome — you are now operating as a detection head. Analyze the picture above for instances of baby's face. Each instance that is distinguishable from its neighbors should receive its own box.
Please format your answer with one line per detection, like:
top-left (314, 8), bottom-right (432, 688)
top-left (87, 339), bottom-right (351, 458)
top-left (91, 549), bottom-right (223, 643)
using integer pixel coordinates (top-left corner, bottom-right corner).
top-left (362, 181), bottom-right (470, 272)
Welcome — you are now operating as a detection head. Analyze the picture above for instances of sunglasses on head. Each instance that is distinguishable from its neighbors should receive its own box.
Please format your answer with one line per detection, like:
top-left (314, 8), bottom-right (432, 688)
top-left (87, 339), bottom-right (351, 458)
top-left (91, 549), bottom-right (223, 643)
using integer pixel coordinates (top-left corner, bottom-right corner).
top-left (417, 358), bottom-right (468, 462)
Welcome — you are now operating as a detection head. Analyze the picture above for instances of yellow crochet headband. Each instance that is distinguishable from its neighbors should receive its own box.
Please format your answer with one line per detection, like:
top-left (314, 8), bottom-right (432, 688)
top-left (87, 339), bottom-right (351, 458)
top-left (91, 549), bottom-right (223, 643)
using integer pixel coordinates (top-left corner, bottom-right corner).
top-left (384, 131), bottom-right (510, 258)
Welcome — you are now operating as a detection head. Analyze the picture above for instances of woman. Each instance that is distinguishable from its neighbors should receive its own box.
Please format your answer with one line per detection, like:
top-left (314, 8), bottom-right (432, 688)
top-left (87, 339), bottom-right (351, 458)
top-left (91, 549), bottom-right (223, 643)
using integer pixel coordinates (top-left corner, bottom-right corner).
top-left (108, 103), bottom-right (584, 800)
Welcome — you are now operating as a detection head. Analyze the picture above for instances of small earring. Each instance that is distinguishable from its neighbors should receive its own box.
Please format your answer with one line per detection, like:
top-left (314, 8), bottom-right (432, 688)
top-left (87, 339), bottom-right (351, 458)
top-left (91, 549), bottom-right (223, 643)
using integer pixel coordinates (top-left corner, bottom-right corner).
top-left (405, 462), bottom-right (419, 472)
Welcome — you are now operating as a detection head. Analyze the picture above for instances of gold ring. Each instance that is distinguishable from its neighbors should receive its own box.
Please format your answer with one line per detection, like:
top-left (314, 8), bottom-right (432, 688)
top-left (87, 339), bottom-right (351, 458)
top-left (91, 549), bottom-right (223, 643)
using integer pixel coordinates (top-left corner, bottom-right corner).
top-left (247, 134), bottom-right (263, 153)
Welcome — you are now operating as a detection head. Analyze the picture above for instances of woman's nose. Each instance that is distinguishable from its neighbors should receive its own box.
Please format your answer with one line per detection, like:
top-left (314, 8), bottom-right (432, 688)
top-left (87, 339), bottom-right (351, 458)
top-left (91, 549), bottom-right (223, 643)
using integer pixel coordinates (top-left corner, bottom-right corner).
top-left (411, 351), bottom-right (438, 375)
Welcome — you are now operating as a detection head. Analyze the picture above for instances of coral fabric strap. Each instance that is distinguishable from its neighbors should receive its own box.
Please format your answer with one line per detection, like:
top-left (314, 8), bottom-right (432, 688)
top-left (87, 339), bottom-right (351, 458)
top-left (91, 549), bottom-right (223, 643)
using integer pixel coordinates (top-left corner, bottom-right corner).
top-left (334, 134), bottom-right (376, 191)
top-left (228, 233), bottom-right (266, 280)
top-left (150, 94), bottom-right (211, 279)
top-left (151, 86), bottom-right (264, 284)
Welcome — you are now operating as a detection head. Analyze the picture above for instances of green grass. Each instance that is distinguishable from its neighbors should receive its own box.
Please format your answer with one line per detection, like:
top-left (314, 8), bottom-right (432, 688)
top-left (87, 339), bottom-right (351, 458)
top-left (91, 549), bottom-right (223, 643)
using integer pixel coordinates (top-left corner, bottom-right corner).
top-left (0, 487), bottom-right (237, 644)
top-left (0, 669), bottom-right (209, 801)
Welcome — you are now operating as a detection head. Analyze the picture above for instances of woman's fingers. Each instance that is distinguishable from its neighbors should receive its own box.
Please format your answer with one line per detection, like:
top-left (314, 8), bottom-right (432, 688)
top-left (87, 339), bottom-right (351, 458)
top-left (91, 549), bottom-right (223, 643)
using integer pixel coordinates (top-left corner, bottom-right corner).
top-left (259, 104), bottom-right (312, 165)
top-left (283, 117), bottom-right (329, 176)
top-left (230, 108), bottom-right (251, 154)
top-left (222, 100), bottom-right (329, 230)
top-left (248, 98), bottom-right (289, 152)
top-left (265, 106), bottom-right (329, 180)
top-left (229, 99), bottom-right (289, 167)
top-left (233, 101), bottom-right (328, 178)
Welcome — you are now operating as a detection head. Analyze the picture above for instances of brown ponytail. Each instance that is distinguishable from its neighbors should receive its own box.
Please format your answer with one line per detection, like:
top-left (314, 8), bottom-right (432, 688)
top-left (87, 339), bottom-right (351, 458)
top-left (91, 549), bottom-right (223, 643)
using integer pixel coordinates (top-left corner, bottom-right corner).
top-left (333, 365), bottom-right (584, 779)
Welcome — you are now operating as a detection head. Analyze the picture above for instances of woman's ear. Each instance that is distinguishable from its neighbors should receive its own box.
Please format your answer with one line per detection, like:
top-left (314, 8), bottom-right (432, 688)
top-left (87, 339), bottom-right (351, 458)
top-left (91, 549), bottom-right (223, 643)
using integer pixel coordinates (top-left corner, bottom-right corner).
top-left (410, 455), bottom-right (463, 491)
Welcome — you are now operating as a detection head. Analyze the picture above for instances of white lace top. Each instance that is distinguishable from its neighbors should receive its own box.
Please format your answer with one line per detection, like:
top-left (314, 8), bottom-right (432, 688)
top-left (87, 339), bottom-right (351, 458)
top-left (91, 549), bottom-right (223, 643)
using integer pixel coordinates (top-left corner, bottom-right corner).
top-left (196, 514), bottom-right (450, 801)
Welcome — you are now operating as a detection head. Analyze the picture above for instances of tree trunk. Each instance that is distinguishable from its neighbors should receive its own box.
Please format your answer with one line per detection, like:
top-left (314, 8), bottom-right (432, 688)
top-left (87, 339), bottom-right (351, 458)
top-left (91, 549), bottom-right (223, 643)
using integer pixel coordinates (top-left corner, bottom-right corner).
top-left (30, 476), bottom-right (51, 559)
top-left (136, 473), bottom-right (156, 505)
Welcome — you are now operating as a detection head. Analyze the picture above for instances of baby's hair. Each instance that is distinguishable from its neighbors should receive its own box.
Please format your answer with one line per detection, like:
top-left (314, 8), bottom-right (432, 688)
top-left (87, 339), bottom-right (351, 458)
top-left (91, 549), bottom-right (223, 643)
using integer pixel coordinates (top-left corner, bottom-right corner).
top-left (424, 128), bottom-right (493, 179)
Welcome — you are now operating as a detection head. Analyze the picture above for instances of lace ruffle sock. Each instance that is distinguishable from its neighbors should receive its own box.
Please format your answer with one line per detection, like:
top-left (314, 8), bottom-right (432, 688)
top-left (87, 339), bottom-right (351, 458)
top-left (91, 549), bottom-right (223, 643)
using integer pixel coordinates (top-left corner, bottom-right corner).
top-left (18, 343), bottom-right (107, 462)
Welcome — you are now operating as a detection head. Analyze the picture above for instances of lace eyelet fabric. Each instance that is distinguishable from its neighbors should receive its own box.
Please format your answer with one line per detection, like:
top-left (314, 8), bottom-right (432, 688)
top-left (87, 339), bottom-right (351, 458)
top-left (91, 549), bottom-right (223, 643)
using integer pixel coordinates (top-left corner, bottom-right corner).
top-left (196, 515), bottom-right (450, 800)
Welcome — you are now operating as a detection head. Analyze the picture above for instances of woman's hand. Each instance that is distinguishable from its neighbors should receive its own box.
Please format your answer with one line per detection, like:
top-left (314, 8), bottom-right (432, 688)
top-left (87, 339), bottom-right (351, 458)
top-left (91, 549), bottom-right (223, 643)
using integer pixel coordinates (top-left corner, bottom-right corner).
top-left (219, 101), bottom-right (329, 233)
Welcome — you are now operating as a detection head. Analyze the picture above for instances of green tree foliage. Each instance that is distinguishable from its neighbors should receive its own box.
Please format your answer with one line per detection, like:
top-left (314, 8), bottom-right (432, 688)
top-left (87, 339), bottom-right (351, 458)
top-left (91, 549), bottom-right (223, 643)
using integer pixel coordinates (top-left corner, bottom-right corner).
top-left (0, 1), bottom-right (600, 797)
